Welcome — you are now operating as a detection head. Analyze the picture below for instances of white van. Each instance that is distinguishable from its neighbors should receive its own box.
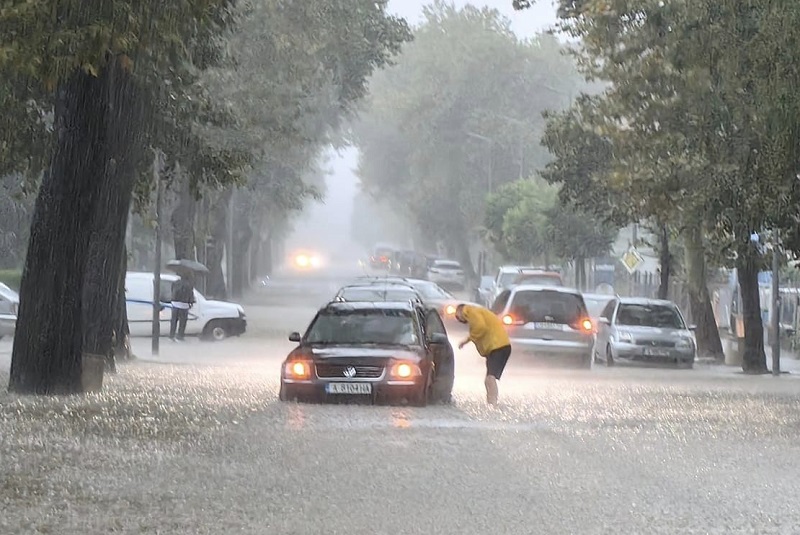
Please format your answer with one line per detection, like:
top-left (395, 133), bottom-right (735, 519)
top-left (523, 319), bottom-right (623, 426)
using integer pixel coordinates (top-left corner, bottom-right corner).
top-left (125, 272), bottom-right (246, 341)
top-left (0, 282), bottom-right (19, 340)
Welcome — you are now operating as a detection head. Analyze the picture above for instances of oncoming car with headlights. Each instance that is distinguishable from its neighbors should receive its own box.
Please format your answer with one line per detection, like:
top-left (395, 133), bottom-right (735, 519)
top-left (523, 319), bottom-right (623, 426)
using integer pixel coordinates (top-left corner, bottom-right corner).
top-left (291, 250), bottom-right (322, 270)
top-left (279, 301), bottom-right (455, 406)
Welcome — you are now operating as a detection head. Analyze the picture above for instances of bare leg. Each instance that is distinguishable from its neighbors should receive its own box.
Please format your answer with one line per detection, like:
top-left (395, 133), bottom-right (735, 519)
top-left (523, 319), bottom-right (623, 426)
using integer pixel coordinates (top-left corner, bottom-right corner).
top-left (484, 375), bottom-right (498, 405)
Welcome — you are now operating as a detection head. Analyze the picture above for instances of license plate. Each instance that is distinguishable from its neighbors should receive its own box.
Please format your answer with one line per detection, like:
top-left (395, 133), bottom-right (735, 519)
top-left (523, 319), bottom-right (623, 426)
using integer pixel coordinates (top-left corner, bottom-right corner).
top-left (644, 348), bottom-right (670, 357)
top-left (533, 322), bottom-right (563, 330)
top-left (325, 382), bottom-right (372, 395)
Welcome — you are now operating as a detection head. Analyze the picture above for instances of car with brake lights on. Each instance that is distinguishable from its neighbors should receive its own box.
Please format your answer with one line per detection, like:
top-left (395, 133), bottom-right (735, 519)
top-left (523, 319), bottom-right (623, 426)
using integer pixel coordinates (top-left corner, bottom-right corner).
top-left (491, 284), bottom-right (595, 369)
top-left (593, 297), bottom-right (696, 368)
top-left (279, 300), bottom-right (455, 406)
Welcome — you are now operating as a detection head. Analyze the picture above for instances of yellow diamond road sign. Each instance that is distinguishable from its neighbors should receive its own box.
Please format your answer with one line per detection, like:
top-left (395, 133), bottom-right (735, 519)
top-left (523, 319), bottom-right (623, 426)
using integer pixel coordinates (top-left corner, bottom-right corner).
top-left (621, 246), bottom-right (644, 274)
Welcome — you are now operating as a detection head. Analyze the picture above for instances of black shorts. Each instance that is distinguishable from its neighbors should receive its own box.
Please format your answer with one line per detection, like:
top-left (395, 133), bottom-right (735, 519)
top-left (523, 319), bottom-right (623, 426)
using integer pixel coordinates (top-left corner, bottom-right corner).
top-left (486, 345), bottom-right (512, 379)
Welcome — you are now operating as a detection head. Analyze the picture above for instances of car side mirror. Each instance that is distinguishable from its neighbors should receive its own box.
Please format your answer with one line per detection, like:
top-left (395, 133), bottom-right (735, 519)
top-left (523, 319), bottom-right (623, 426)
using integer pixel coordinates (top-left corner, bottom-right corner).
top-left (429, 332), bottom-right (449, 345)
top-left (687, 324), bottom-right (697, 331)
top-left (288, 332), bottom-right (301, 343)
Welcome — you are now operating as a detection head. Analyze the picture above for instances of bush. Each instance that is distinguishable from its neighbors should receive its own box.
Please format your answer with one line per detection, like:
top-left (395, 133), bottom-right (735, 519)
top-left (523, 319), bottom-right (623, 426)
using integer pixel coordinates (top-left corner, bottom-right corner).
top-left (0, 270), bottom-right (22, 291)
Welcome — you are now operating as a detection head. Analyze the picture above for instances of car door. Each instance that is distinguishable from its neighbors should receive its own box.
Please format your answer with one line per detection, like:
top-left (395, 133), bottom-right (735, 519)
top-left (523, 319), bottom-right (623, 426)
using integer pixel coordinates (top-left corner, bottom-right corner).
top-left (424, 308), bottom-right (454, 397)
top-left (0, 291), bottom-right (17, 338)
top-left (595, 300), bottom-right (618, 357)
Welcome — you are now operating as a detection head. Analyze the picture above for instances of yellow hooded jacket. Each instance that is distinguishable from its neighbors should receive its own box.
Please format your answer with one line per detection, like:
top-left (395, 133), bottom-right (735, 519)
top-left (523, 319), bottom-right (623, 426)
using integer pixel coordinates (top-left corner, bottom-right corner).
top-left (462, 305), bottom-right (510, 356)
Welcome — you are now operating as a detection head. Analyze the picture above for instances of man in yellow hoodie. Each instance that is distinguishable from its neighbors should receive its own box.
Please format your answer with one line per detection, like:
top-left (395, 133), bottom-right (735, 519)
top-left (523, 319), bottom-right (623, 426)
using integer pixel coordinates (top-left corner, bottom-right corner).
top-left (455, 303), bottom-right (512, 405)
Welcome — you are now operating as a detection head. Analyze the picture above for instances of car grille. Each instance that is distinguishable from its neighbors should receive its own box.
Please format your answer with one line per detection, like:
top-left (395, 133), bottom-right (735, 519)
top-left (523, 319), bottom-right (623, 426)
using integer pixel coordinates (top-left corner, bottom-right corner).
top-left (315, 363), bottom-right (385, 379)
top-left (634, 339), bottom-right (676, 348)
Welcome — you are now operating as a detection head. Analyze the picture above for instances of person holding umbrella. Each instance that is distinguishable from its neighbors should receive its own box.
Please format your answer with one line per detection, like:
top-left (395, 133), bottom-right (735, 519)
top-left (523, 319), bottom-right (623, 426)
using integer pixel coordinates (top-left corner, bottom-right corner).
top-left (454, 303), bottom-right (512, 406)
top-left (169, 272), bottom-right (195, 342)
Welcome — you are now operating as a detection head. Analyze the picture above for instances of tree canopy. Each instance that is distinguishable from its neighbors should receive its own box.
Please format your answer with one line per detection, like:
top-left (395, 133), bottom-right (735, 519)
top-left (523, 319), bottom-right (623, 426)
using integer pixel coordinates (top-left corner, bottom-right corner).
top-left (352, 1), bottom-right (582, 271)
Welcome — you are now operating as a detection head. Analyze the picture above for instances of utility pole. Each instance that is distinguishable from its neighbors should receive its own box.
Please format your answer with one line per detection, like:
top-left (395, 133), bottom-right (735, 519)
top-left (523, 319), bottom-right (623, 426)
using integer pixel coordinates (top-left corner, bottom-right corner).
top-left (771, 230), bottom-right (781, 376)
top-left (151, 149), bottom-right (163, 356)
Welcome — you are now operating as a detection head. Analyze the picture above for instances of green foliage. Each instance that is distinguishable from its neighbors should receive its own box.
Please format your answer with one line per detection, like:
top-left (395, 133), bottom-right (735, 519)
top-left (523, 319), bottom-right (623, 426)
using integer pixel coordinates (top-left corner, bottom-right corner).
top-left (353, 1), bottom-right (582, 265)
top-left (0, 269), bottom-right (21, 290)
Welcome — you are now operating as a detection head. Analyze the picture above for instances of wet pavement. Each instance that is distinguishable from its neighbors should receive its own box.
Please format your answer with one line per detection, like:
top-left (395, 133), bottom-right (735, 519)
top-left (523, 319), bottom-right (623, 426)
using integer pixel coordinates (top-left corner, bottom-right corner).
top-left (2, 269), bottom-right (800, 533)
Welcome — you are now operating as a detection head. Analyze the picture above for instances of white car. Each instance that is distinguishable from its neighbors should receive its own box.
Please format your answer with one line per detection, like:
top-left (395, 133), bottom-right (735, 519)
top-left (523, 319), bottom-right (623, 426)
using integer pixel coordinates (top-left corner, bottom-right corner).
top-left (426, 259), bottom-right (466, 290)
top-left (125, 272), bottom-right (246, 341)
top-left (0, 282), bottom-right (19, 340)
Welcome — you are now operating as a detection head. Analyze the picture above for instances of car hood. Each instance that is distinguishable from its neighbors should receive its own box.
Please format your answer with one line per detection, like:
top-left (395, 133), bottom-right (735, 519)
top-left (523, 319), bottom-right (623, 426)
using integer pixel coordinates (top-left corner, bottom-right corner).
top-left (618, 325), bottom-right (691, 338)
top-left (303, 345), bottom-right (422, 361)
top-left (204, 300), bottom-right (245, 315)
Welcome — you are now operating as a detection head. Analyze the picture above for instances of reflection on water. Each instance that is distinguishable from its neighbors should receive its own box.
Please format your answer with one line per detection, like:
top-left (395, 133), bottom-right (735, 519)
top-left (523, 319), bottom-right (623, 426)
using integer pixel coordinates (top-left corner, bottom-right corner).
top-left (391, 409), bottom-right (411, 429)
top-left (287, 405), bottom-right (306, 430)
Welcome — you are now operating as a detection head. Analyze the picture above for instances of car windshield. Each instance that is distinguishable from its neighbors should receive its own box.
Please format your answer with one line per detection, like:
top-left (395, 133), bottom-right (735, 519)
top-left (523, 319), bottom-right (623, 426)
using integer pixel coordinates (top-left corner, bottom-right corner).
top-left (411, 282), bottom-right (452, 299)
top-left (339, 287), bottom-right (419, 302)
top-left (508, 290), bottom-right (587, 324)
top-left (616, 303), bottom-right (685, 329)
top-left (305, 309), bottom-right (419, 345)
top-left (584, 297), bottom-right (613, 317)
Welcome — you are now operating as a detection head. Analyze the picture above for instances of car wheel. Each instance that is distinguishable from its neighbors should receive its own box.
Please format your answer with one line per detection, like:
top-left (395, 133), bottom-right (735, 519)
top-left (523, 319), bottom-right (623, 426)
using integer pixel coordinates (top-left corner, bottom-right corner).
top-left (605, 345), bottom-right (615, 367)
top-left (411, 372), bottom-right (432, 407)
top-left (432, 362), bottom-right (455, 404)
top-left (204, 321), bottom-right (228, 342)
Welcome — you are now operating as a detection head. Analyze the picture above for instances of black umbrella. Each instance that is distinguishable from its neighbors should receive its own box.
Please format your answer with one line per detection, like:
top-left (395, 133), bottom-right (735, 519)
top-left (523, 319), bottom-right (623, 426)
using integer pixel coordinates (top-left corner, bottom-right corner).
top-left (166, 259), bottom-right (210, 275)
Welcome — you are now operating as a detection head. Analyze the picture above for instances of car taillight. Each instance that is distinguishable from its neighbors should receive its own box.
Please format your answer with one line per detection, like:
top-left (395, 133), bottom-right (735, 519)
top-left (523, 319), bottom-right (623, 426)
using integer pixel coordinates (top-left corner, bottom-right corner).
top-left (571, 318), bottom-right (594, 333)
top-left (380, 256), bottom-right (388, 262)
top-left (501, 314), bottom-right (524, 326)
top-left (285, 360), bottom-right (312, 379)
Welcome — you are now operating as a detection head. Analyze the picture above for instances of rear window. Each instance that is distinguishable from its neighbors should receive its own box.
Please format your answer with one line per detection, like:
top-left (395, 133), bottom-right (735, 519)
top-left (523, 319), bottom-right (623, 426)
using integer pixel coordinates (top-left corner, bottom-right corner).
top-left (616, 303), bottom-right (685, 329)
top-left (339, 287), bottom-right (419, 302)
top-left (434, 261), bottom-right (461, 270)
top-left (507, 290), bottom-right (587, 324)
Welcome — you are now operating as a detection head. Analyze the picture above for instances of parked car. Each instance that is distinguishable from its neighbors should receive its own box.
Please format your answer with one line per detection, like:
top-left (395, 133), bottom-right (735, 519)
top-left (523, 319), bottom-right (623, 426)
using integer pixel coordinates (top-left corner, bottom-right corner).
top-left (511, 270), bottom-right (563, 287)
top-left (279, 300), bottom-right (455, 405)
top-left (0, 282), bottom-right (19, 340)
top-left (475, 276), bottom-right (494, 307)
top-left (426, 259), bottom-right (466, 290)
top-left (125, 272), bottom-right (247, 341)
top-left (489, 265), bottom-right (539, 306)
top-left (491, 284), bottom-right (595, 368)
top-left (594, 297), bottom-right (696, 368)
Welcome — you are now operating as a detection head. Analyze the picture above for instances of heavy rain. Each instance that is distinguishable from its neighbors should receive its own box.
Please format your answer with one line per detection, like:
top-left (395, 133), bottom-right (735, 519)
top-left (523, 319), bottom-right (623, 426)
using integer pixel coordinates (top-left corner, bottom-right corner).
top-left (2, 0), bottom-right (800, 533)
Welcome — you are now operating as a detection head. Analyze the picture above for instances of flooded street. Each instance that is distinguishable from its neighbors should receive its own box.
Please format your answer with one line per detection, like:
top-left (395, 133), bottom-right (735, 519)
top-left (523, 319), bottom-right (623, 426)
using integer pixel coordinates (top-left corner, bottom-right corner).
top-left (1, 268), bottom-right (799, 534)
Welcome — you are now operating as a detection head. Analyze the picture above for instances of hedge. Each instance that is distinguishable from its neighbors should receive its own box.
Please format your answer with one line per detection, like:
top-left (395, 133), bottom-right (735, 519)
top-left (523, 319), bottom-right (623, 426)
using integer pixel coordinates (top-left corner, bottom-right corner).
top-left (0, 270), bottom-right (22, 291)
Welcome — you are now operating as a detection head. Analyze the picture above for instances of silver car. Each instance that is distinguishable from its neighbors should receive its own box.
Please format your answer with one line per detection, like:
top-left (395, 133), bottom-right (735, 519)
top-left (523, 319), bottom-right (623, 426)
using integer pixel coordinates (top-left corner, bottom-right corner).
top-left (0, 282), bottom-right (19, 340)
top-left (492, 285), bottom-right (595, 369)
top-left (594, 297), bottom-right (696, 368)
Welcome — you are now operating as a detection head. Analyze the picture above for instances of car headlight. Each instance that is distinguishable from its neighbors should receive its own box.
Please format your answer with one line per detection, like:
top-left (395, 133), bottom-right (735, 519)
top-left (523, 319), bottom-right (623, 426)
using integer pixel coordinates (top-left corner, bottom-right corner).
top-left (390, 362), bottom-right (421, 379)
top-left (295, 254), bottom-right (310, 267)
top-left (445, 304), bottom-right (456, 316)
top-left (285, 360), bottom-right (312, 379)
top-left (310, 256), bottom-right (321, 268)
top-left (617, 331), bottom-right (634, 343)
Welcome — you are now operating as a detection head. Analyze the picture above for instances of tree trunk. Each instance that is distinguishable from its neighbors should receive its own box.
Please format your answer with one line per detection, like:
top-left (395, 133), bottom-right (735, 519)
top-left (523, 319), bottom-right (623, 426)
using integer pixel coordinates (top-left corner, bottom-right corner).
top-left (657, 223), bottom-right (671, 300)
top-left (205, 192), bottom-right (230, 299)
top-left (9, 67), bottom-right (114, 394)
top-left (231, 220), bottom-right (253, 298)
top-left (454, 231), bottom-right (476, 281)
top-left (170, 170), bottom-right (196, 260)
top-left (82, 59), bottom-right (144, 376)
top-left (113, 244), bottom-right (133, 361)
top-left (737, 249), bottom-right (768, 373)
top-left (682, 223), bottom-right (724, 360)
